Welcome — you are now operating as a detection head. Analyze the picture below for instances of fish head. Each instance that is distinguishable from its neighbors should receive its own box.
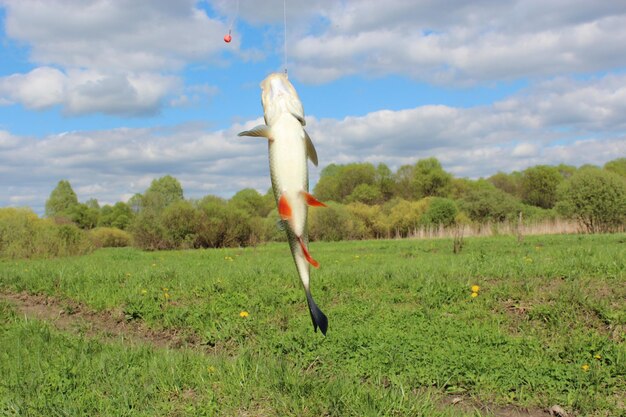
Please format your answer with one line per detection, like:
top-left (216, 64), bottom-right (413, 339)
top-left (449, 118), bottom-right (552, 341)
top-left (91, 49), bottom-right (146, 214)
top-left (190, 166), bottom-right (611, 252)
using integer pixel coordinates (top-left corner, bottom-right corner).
top-left (260, 72), bottom-right (305, 126)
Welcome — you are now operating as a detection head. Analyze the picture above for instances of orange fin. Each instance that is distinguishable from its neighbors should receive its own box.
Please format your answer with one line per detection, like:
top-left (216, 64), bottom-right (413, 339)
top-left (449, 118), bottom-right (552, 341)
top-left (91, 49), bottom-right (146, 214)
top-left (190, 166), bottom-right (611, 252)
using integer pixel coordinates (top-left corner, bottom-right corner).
top-left (301, 191), bottom-right (326, 207)
top-left (278, 194), bottom-right (292, 220)
top-left (298, 236), bottom-right (319, 268)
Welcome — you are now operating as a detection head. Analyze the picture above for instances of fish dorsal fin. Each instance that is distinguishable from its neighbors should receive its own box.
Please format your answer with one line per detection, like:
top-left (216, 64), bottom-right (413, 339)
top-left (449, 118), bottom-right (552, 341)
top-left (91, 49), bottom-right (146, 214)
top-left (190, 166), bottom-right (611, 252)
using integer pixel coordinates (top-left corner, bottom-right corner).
top-left (238, 125), bottom-right (271, 139)
top-left (304, 130), bottom-right (318, 166)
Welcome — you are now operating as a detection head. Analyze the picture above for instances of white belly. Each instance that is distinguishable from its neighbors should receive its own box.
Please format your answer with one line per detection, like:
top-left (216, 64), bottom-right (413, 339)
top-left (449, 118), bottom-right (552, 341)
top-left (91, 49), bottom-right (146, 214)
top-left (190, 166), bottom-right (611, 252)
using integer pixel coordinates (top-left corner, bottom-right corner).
top-left (269, 114), bottom-right (308, 237)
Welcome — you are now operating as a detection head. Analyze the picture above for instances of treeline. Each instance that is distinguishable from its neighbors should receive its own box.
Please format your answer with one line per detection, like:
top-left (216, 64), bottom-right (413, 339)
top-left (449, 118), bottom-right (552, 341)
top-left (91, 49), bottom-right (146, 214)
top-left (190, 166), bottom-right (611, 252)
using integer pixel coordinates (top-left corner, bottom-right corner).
top-left (1, 157), bottom-right (625, 258)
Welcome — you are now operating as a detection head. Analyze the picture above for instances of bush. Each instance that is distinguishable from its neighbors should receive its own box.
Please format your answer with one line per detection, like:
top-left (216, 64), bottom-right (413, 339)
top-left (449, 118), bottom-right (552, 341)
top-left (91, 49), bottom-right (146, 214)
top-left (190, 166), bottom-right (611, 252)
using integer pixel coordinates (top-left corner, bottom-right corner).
top-left (309, 202), bottom-right (359, 241)
top-left (161, 200), bottom-right (199, 249)
top-left (460, 181), bottom-right (521, 222)
top-left (384, 199), bottom-right (429, 237)
top-left (130, 211), bottom-right (167, 250)
top-left (345, 202), bottom-right (381, 239)
top-left (89, 227), bottom-right (132, 248)
top-left (0, 208), bottom-right (91, 259)
top-left (421, 197), bottom-right (458, 227)
top-left (556, 168), bottom-right (626, 233)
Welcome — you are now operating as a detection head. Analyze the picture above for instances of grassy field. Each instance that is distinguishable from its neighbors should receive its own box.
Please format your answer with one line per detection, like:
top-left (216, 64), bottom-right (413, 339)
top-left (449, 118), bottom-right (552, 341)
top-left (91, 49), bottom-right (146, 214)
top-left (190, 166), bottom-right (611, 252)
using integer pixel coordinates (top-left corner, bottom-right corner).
top-left (0, 234), bottom-right (624, 416)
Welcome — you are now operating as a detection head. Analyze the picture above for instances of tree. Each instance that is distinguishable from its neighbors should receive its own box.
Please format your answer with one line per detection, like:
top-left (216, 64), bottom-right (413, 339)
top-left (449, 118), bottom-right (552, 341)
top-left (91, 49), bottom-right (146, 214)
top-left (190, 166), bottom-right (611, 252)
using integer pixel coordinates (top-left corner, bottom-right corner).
top-left (45, 180), bottom-right (79, 218)
top-left (460, 180), bottom-right (520, 222)
top-left (375, 163), bottom-right (395, 201)
top-left (555, 164), bottom-right (577, 180)
top-left (313, 163), bottom-right (377, 202)
top-left (488, 171), bottom-right (522, 197)
top-left (393, 164), bottom-right (415, 200)
top-left (412, 157), bottom-right (452, 199)
top-left (99, 202), bottom-right (133, 230)
top-left (313, 164), bottom-right (342, 202)
top-left (128, 193), bottom-right (143, 214)
top-left (556, 168), bottom-right (626, 233)
top-left (604, 158), bottom-right (626, 178)
top-left (230, 188), bottom-right (272, 217)
top-left (520, 165), bottom-right (562, 209)
top-left (142, 175), bottom-right (184, 213)
top-left (347, 183), bottom-right (382, 205)
top-left (68, 203), bottom-right (99, 229)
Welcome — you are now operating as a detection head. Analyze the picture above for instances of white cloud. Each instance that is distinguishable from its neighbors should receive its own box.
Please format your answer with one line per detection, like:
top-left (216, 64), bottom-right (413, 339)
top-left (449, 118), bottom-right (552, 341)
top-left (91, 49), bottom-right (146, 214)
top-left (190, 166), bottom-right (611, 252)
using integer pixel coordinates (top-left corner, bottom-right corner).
top-left (0, 67), bottom-right (66, 109)
top-left (512, 143), bottom-right (539, 158)
top-left (2, 0), bottom-right (229, 72)
top-left (0, 67), bottom-right (180, 116)
top-left (286, 0), bottom-right (626, 83)
top-left (0, 0), bottom-right (230, 115)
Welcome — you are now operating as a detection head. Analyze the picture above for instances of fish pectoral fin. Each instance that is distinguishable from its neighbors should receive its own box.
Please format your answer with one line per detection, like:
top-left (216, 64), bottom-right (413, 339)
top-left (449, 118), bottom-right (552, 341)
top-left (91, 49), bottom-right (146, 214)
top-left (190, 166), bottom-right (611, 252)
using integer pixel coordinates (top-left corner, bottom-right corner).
top-left (300, 191), bottom-right (326, 207)
top-left (304, 130), bottom-right (318, 166)
top-left (278, 194), bottom-right (292, 220)
top-left (298, 236), bottom-right (319, 268)
top-left (238, 125), bottom-right (271, 139)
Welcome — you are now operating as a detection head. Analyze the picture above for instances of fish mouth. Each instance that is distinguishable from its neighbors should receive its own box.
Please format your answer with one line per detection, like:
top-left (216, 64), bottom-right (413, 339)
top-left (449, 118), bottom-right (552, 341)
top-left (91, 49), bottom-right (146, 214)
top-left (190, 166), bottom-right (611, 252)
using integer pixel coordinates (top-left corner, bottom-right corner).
top-left (261, 72), bottom-right (292, 101)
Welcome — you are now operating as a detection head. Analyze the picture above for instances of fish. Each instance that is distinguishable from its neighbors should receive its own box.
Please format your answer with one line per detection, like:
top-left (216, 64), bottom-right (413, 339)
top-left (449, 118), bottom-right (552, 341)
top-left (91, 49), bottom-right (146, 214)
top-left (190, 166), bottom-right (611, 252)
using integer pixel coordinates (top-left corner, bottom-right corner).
top-left (238, 72), bottom-right (328, 335)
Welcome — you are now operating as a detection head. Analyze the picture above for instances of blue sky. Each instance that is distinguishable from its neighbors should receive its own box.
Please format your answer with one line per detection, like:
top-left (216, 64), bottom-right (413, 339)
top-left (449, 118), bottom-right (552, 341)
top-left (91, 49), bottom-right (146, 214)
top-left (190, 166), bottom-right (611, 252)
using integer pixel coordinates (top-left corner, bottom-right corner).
top-left (1, 0), bottom-right (625, 214)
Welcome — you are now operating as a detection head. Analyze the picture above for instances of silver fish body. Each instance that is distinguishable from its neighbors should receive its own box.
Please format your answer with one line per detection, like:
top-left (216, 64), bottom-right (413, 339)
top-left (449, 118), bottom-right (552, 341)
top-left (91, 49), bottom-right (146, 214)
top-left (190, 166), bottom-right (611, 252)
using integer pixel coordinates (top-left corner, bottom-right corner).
top-left (238, 72), bottom-right (327, 335)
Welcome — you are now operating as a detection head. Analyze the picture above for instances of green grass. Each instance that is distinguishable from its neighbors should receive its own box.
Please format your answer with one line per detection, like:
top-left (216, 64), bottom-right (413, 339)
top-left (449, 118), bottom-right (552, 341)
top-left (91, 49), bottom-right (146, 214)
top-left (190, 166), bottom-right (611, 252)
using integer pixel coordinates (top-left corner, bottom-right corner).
top-left (1, 234), bottom-right (625, 416)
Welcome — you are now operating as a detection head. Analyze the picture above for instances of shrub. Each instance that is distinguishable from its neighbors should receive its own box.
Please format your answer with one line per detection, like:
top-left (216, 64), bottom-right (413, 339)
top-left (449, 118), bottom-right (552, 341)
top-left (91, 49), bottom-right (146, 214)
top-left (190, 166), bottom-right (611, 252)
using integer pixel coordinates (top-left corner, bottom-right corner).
top-left (556, 168), bottom-right (626, 233)
top-left (388, 199), bottom-right (430, 237)
top-left (421, 197), bottom-right (458, 227)
top-left (0, 208), bottom-right (91, 259)
top-left (89, 227), bottom-right (132, 248)
top-left (309, 202), bottom-right (359, 241)
top-left (460, 181), bottom-right (521, 222)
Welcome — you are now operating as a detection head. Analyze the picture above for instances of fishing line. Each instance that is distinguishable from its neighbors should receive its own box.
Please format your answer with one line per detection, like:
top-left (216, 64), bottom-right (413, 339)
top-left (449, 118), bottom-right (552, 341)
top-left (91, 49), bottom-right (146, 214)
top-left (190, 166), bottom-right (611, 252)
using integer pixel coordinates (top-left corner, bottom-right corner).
top-left (224, 0), bottom-right (239, 43)
top-left (283, 0), bottom-right (288, 74)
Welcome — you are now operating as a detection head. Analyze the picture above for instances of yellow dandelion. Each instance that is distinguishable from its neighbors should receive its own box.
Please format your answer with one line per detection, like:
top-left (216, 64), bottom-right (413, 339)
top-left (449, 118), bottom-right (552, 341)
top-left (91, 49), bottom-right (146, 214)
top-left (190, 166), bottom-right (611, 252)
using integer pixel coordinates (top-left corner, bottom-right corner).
top-left (471, 292), bottom-right (479, 298)
top-left (164, 292), bottom-right (170, 299)
top-left (471, 285), bottom-right (480, 293)
top-left (207, 366), bottom-right (215, 373)
top-left (581, 364), bottom-right (590, 372)
top-left (239, 311), bottom-right (249, 318)
top-left (594, 354), bottom-right (601, 360)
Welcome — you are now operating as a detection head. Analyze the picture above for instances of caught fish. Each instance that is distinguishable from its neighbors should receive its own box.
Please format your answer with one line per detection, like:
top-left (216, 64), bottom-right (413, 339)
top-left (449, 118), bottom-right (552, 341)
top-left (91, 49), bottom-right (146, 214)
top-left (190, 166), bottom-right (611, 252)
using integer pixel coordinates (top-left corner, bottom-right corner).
top-left (238, 72), bottom-right (328, 335)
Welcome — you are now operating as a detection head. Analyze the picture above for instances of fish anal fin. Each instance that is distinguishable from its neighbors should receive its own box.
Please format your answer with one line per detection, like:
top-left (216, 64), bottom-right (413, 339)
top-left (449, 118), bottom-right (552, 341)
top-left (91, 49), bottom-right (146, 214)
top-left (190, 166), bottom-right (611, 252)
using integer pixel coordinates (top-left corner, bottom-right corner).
top-left (238, 125), bottom-right (271, 139)
top-left (298, 236), bottom-right (319, 268)
top-left (301, 191), bottom-right (326, 207)
top-left (278, 194), bottom-right (292, 220)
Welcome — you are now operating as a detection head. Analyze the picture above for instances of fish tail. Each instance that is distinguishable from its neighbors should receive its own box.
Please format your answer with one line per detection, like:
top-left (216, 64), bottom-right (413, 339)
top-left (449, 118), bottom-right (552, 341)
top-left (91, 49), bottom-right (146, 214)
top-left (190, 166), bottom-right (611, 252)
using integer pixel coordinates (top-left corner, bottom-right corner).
top-left (305, 290), bottom-right (328, 335)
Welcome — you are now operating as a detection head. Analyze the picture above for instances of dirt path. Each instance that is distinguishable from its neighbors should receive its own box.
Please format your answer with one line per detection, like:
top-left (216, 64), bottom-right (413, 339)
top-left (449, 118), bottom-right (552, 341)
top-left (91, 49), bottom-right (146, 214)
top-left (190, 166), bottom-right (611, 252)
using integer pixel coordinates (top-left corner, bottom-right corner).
top-left (0, 290), bottom-right (559, 417)
top-left (0, 291), bottom-right (198, 349)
